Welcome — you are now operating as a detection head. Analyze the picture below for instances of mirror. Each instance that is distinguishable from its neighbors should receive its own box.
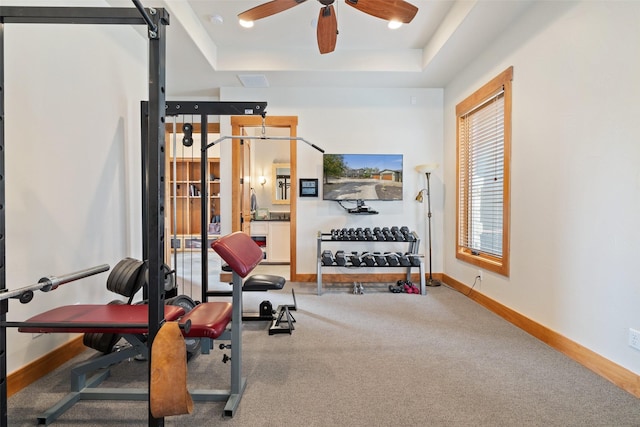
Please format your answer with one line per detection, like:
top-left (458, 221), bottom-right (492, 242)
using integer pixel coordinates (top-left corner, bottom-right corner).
top-left (272, 163), bottom-right (290, 205)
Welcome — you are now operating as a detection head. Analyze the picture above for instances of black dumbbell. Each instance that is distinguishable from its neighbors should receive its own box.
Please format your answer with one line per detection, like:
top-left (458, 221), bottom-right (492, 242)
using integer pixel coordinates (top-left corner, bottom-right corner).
top-left (321, 250), bottom-right (335, 266)
top-left (386, 253), bottom-right (400, 266)
top-left (408, 254), bottom-right (421, 267)
top-left (398, 253), bottom-right (412, 266)
top-left (374, 254), bottom-right (387, 266)
top-left (350, 253), bottom-right (363, 266)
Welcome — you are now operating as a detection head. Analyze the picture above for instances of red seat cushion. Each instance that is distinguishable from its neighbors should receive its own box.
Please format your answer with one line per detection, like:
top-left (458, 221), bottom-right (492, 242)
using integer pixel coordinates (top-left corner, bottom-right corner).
top-left (18, 304), bottom-right (185, 334)
top-left (180, 302), bottom-right (232, 339)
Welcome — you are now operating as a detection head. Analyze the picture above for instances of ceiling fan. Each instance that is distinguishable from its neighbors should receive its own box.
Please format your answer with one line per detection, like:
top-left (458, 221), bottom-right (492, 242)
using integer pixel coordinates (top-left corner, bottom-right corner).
top-left (238, 0), bottom-right (419, 54)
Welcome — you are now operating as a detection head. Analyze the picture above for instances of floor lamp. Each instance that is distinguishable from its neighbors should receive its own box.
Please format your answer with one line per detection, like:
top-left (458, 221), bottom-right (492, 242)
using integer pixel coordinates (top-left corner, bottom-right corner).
top-left (415, 163), bottom-right (442, 287)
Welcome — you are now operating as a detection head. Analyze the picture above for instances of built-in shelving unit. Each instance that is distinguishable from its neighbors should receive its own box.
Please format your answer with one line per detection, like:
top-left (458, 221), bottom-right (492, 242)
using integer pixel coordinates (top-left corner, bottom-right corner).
top-left (169, 157), bottom-right (221, 251)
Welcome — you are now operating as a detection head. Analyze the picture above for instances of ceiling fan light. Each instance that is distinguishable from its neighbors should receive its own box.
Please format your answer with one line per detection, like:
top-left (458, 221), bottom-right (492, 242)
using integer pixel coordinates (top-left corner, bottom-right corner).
top-left (239, 19), bottom-right (254, 28)
top-left (388, 20), bottom-right (403, 29)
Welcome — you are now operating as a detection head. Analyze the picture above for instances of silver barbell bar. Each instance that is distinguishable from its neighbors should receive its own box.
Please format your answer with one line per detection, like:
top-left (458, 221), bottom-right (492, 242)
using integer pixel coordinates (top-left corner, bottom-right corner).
top-left (0, 264), bottom-right (110, 303)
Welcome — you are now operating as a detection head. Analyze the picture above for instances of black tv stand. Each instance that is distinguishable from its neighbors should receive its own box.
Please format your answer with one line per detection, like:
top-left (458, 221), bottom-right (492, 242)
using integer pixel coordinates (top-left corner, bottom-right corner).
top-left (344, 200), bottom-right (378, 215)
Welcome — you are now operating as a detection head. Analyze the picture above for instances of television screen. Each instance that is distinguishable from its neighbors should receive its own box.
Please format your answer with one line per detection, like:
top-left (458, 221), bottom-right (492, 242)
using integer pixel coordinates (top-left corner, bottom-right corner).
top-left (323, 154), bottom-right (403, 201)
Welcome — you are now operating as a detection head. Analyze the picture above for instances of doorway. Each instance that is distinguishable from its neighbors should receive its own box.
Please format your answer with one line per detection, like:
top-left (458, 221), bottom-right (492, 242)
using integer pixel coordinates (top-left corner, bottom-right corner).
top-left (230, 116), bottom-right (298, 281)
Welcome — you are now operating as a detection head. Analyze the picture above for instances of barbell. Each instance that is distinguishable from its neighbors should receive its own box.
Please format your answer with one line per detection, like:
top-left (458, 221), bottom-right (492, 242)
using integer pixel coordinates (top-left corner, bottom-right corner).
top-left (0, 264), bottom-right (110, 304)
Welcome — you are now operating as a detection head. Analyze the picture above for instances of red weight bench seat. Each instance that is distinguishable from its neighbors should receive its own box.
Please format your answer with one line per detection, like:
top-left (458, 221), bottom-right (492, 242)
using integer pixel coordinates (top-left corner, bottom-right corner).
top-left (180, 301), bottom-right (232, 339)
top-left (18, 301), bottom-right (233, 340)
top-left (18, 304), bottom-right (186, 334)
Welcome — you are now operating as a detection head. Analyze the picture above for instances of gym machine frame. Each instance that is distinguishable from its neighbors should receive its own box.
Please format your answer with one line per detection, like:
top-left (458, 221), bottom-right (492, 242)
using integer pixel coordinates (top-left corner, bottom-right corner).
top-left (160, 112), bottom-right (308, 337)
top-left (141, 101), bottom-right (267, 307)
top-left (0, 6), bottom-right (272, 425)
top-left (0, 4), bottom-right (169, 427)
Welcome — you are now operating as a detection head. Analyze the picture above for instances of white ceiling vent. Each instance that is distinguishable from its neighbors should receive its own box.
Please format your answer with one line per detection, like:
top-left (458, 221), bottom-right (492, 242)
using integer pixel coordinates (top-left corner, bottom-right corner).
top-left (237, 74), bottom-right (270, 88)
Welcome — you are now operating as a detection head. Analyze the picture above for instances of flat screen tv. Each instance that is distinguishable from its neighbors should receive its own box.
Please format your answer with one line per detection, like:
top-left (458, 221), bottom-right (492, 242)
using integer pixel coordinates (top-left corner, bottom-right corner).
top-left (323, 154), bottom-right (403, 201)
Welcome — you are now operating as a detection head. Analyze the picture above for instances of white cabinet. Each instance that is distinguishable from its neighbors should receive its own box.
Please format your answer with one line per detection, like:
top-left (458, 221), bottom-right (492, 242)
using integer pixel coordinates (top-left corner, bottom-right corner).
top-left (268, 222), bottom-right (290, 263)
top-left (250, 221), bottom-right (290, 264)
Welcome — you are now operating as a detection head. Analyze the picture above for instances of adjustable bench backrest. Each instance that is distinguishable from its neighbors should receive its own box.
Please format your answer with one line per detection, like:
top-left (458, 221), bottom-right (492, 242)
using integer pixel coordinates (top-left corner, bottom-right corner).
top-left (211, 231), bottom-right (263, 278)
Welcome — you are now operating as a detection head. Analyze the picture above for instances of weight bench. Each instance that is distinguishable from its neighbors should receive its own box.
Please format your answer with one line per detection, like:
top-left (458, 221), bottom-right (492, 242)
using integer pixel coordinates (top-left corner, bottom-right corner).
top-left (17, 302), bottom-right (233, 425)
top-left (242, 274), bottom-right (297, 335)
top-left (12, 231), bottom-right (264, 424)
top-left (219, 260), bottom-right (297, 335)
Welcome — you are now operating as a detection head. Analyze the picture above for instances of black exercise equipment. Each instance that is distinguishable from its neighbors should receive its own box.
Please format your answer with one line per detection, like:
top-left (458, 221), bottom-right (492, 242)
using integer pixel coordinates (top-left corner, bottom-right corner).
top-left (363, 254), bottom-right (376, 267)
top-left (105, 257), bottom-right (145, 300)
top-left (0, 5), bottom-right (268, 427)
top-left (321, 250), bottom-right (335, 266)
top-left (0, 264), bottom-right (110, 306)
top-left (374, 253), bottom-right (387, 267)
top-left (386, 253), bottom-right (400, 266)
top-left (84, 258), bottom-right (201, 358)
top-left (349, 252), bottom-right (363, 266)
top-left (16, 301), bottom-right (231, 425)
top-left (242, 274), bottom-right (296, 335)
top-left (82, 300), bottom-right (126, 354)
top-left (166, 294), bottom-right (201, 356)
top-left (8, 232), bottom-right (262, 425)
top-left (181, 122), bottom-right (193, 147)
top-left (327, 226), bottom-right (419, 243)
top-left (220, 266), bottom-right (297, 335)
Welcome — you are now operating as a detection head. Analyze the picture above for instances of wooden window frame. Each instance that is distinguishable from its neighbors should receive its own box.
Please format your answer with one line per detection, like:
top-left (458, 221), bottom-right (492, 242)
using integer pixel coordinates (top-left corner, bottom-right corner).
top-left (456, 66), bottom-right (513, 276)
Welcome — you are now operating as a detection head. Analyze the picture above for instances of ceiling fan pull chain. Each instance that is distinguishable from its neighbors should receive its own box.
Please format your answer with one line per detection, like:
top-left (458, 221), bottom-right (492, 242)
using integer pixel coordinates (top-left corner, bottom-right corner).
top-left (261, 113), bottom-right (266, 138)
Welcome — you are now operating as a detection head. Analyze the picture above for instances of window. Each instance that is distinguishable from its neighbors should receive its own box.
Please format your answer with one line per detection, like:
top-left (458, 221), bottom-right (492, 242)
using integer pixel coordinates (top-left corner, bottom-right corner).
top-left (456, 67), bottom-right (512, 276)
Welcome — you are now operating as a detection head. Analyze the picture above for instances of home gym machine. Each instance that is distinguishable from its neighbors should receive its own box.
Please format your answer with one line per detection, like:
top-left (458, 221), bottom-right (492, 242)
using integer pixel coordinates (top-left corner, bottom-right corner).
top-left (0, 4), bottom-right (172, 426)
top-left (0, 3), bottom-right (263, 426)
top-left (160, 108), bottom-right (320, 335)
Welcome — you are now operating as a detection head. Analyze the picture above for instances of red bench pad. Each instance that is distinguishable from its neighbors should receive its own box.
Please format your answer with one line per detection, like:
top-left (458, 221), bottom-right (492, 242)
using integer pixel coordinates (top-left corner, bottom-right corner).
top-left (181, 302), bottom-right (232, 339)
top-left (18, 304), bottom-right (185, 334)
top-left (211, 232), bottom-right (263, 278)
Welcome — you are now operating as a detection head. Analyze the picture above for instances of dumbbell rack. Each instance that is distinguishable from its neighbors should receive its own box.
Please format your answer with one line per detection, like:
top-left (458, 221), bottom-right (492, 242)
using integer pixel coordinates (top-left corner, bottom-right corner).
top-left (316, 227), bottom-right (426, 296)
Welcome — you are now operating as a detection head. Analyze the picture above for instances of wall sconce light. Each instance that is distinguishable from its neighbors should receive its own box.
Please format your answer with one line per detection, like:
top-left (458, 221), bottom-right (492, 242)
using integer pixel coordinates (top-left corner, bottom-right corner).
top-left (258, 176), bottom-right (267, 186)
top-left (415, 163), bottom-right (441, 287)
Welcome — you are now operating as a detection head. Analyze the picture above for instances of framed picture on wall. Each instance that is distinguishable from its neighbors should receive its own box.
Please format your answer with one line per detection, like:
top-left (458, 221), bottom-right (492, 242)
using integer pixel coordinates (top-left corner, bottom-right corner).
top-left (299, 178), bottom-right (319, 197)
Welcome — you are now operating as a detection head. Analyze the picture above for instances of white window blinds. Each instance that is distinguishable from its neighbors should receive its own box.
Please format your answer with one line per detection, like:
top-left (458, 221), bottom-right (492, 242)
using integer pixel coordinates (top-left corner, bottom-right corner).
top-left (458, 90), bottom-right (505, 257)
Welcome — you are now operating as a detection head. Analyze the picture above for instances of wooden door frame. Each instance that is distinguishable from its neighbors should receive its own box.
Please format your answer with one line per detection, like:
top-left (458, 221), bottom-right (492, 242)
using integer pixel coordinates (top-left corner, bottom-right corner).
top-left (231, 116), bottom-right (298, 281)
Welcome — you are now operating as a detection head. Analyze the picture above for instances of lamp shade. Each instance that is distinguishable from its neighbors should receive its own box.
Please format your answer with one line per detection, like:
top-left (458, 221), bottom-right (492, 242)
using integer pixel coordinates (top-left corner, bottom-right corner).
top-left (415, 163), bottom-right (439, 174)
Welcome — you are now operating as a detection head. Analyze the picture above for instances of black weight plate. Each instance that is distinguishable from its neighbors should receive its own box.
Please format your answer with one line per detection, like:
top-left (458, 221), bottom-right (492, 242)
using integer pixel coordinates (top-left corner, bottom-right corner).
top-left (166, 295), bottom-right (201, 358)
top-left (82, 300), bottom-right (125, 353)
top-left (166, 294), bottom-right (196, 312)
top-left (119, 259), bottom-right (144, 297)
top-left (162, 264), bottom-right (175, 291)
top-left (105, 258), bottom-right (127, 294)
top-left (140, 262), bottom-right (176, 292)
top-left (107, 258), bottom-right (135, 295)
top-left (113, 258), bottom-right (140, 297)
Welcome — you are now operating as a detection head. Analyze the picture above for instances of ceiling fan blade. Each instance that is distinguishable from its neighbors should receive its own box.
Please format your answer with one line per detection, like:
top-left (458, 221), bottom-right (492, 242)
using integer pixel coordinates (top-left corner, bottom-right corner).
top-left (345, 0), bottom-right (418, 24)
top-left (317, 5), bottom-right (338, 54)
top-left (238, 0), bottom-right (307, 22)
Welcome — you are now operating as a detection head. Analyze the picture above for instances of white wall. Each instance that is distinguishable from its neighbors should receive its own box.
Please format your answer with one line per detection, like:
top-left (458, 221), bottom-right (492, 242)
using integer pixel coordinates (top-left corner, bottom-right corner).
top-left (4, 6), bottom-right (147, 373)
top-left (220, 87), bottom-right (443, 274)
top-left (443, 1), bottom-right (640, 374)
